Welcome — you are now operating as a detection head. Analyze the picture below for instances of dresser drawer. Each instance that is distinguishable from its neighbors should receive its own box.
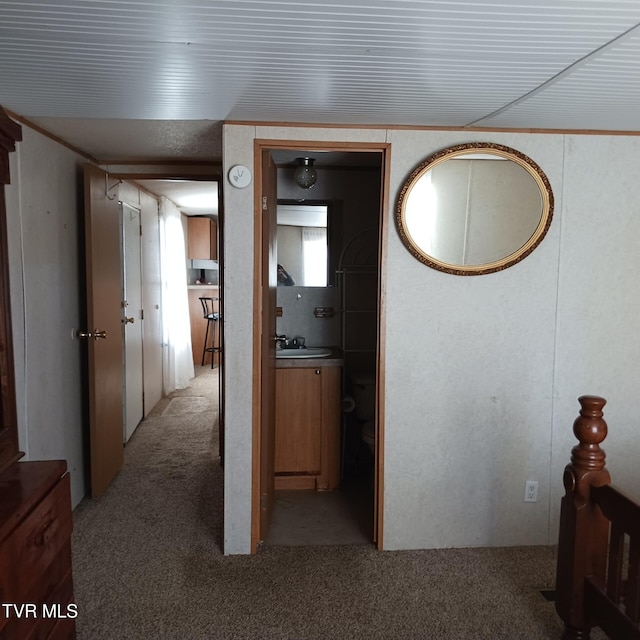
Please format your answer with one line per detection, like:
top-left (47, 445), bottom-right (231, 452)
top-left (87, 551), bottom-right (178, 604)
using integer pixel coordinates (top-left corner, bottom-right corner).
top-left (1, 551), bottom-right (74, 640)
top-left (44, 614), bottom-right (76, 640)
top-left (0, 473), bottom-right (72, 605)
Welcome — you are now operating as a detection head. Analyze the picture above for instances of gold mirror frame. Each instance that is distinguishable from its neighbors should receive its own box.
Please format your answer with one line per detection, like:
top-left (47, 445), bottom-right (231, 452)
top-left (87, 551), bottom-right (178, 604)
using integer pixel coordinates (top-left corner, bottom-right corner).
top-left (396, 142), bottom-right (554, 276)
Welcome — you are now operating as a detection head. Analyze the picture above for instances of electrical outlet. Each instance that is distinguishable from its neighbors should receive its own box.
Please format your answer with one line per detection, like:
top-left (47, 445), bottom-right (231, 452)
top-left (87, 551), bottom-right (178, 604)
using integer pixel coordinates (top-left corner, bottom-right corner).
top-left (524, 480), bottom-right (538, 502)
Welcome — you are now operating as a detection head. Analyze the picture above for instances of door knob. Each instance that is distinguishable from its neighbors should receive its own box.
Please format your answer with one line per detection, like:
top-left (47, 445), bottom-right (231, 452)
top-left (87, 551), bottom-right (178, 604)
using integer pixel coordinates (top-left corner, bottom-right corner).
top-left (76, 329), bottom-right (107, 339)
top-left (123, 316), bottom-right (135, 324)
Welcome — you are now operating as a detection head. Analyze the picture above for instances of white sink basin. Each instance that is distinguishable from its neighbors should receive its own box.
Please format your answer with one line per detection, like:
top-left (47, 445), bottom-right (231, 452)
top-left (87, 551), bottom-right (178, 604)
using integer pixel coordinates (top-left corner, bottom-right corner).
top-left (276, 347), bottom-right (332, 359)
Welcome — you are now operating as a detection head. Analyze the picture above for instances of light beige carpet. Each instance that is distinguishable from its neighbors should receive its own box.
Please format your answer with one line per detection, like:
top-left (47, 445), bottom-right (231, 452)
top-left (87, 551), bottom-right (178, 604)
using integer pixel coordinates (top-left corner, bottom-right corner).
top-left (162, 396), bottom-right (212, 416)
top-left (71, 366), bottom-right (600, 640)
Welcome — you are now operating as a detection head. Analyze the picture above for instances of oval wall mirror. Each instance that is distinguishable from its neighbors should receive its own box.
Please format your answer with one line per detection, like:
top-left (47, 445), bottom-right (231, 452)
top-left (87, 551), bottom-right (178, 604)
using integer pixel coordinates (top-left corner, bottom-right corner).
top-left (396, 142), bottom-right (554, 275)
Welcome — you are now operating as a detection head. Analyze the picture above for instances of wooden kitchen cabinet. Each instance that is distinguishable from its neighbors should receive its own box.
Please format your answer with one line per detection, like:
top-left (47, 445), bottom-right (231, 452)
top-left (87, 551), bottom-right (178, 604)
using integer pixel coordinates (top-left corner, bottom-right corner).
top-left (187, 216), bottom-right (217, 260)
top-left (275, 365), bottom-right (341, 490)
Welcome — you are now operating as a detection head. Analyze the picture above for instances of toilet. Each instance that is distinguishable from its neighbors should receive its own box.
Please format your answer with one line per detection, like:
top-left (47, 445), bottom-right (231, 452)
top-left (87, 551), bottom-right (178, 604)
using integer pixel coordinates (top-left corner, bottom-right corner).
top-left (351, 372), bottom-right (376, 455)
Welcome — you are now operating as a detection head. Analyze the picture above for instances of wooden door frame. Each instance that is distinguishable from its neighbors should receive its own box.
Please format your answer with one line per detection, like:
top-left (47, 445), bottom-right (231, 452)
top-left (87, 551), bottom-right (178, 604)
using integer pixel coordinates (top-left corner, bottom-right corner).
top-left (251, 139), bottom-right (391, 552)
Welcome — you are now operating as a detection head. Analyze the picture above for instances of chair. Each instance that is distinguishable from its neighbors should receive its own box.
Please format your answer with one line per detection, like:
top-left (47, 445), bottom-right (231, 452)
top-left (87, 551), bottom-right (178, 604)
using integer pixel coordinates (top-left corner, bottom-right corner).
top-left (199, 297), bottom-right (220, 368)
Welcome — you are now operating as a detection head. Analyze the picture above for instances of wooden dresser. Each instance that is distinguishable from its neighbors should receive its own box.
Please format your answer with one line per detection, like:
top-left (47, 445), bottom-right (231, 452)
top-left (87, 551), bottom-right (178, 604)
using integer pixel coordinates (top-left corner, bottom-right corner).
top-left (0, 460), bottom-right (76, 640)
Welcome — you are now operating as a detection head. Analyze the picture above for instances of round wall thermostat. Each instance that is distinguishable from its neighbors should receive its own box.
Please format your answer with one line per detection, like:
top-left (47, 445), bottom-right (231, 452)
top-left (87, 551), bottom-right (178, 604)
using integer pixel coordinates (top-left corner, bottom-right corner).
top-left (228, 165), bottom-right (251, 188)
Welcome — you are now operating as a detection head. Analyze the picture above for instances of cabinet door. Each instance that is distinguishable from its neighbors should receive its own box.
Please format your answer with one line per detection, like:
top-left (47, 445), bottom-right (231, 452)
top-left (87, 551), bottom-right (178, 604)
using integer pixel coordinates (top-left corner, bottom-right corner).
top-left (187, 217), bottom-right (213, 259)
top-left (275, 368), bottom-right (322, 474)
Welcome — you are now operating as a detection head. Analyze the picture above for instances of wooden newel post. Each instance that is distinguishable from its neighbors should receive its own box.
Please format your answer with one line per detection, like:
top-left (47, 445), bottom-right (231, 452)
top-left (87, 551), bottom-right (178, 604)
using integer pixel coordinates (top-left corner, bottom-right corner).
top-left (556, 395), bottom-right (612, 639)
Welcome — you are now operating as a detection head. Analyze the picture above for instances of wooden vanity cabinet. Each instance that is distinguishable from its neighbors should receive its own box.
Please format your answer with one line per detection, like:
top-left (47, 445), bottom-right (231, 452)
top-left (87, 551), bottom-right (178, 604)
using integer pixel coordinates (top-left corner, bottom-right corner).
top-left (275, 365), bottom-right (341, 490)
top-left (275, 368), bottom-right (322, 475)
top-left (187, 216), bottom-right (217, 260)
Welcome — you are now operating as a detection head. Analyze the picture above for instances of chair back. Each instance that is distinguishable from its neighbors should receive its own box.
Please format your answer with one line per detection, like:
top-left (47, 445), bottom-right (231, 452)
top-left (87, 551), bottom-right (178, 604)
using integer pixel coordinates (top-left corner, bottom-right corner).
top-left (199, 296), bottom-right (218, 319)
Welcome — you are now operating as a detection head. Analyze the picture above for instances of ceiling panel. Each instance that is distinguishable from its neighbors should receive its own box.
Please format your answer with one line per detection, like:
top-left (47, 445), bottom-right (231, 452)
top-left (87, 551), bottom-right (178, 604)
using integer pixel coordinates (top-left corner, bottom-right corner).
top-left (27, 118), bottom-right (223, 162)
top-left (0, 1), bottom-right (639, 160)
top-left (475, 29), bottom-right (640, 130)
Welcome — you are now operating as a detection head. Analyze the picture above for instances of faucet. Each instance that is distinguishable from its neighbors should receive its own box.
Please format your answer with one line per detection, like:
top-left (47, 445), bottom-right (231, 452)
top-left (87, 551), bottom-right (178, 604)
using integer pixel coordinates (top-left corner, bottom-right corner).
top-left (275, 334), bottom-right (288, 349)
top-left (275, 334), bottom-right (307, 349)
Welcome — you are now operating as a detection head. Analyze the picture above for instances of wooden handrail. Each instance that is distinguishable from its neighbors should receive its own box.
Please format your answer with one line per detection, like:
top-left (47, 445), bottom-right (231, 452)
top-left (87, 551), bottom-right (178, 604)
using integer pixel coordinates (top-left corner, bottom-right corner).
top-left (592, 485), bottom-right (640, 538)
top-left (592, 484), bottom-right (640, 628)
top-left (556, 396), bottom-right (640, 639)
top-left (556, 396), bottom-right (611, 639)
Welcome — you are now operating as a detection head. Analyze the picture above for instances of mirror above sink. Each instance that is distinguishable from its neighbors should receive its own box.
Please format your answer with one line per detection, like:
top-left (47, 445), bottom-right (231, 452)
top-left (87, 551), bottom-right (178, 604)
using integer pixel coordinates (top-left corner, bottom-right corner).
top-left (277, 202), bottom-right (330, 287)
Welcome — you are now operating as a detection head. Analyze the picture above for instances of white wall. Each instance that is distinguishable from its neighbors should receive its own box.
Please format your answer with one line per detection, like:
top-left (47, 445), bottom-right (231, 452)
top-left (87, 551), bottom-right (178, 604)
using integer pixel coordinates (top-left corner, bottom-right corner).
top-left (384, 130), bottom-right (563, 549)
top-left (550, 135), bottom-right (640, 534)
top-left (222, 125), bottom-right (257, 553)
top-left (6, 126), bottom-right (87, 506)
top-left (5, 125), bottom-right (170, 508)
top-left (223, 124), bottom-right (640, 553)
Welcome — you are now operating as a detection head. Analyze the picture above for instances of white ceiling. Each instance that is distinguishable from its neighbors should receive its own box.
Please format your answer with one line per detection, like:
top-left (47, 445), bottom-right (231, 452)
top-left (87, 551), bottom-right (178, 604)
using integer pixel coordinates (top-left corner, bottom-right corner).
top-left (1, 1), bottom-right (639, 162)
top-left (136, 179), bottom-right (219, 215)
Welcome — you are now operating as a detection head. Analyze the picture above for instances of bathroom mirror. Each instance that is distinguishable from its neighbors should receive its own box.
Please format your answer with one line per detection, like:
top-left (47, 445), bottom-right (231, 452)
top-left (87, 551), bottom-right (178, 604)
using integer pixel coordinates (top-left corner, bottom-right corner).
top-left (396, 142), bottom-right (554, 275)
top-left (277, 201), bottom-right (337, 286)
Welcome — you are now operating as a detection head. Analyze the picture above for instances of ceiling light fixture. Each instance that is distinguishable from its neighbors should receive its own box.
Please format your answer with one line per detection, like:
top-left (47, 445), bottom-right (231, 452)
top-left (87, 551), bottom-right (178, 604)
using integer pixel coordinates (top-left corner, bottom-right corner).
top-left (293, 157), bottom-right (317, 189)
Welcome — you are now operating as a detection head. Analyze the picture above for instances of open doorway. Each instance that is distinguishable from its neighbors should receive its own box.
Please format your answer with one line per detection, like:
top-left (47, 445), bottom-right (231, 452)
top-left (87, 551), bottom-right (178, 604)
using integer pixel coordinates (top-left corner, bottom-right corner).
top-left (131, 177), bottom-right (225, 460)
top-left (253, 143), bottom-right (388, 549)
top-left (82, 166), bottom-right (225, 506)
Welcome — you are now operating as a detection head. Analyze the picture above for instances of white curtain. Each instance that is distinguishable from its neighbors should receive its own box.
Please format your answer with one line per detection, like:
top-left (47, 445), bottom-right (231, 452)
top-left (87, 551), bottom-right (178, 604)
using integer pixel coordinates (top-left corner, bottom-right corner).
top-left (159, 197), bottom-right (194, 392)
top-left (302, 227), bottom-right (327, 286)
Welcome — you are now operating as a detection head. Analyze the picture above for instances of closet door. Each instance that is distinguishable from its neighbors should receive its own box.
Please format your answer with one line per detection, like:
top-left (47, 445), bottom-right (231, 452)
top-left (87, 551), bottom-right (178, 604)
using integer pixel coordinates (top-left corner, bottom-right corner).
top-left (122, 202), bottom-right (144, 442)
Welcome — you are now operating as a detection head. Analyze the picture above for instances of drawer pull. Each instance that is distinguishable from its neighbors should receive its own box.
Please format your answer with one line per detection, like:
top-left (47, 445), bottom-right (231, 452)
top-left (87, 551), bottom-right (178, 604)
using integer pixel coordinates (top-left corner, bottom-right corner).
top-left (35, 519), bottom-right (55, 546)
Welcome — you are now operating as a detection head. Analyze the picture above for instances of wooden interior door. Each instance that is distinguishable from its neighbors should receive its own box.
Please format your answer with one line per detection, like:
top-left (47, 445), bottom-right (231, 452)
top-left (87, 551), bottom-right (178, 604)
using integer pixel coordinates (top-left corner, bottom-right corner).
top-left (84, 164), bottom-right (124, 498)
top-left (258, 149), bottom-right (278, 545)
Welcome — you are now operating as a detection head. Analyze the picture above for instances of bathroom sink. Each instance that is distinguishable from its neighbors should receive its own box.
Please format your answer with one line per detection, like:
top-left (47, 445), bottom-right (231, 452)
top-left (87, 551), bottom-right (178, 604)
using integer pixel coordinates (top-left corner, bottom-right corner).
top-left (276, 347), bottom-right (332, 359)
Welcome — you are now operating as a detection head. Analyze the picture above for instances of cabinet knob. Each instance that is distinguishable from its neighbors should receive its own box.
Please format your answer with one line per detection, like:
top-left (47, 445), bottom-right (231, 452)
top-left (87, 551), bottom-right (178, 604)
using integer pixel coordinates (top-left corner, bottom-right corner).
top-left (315, 369), bottom-right (321, 375)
